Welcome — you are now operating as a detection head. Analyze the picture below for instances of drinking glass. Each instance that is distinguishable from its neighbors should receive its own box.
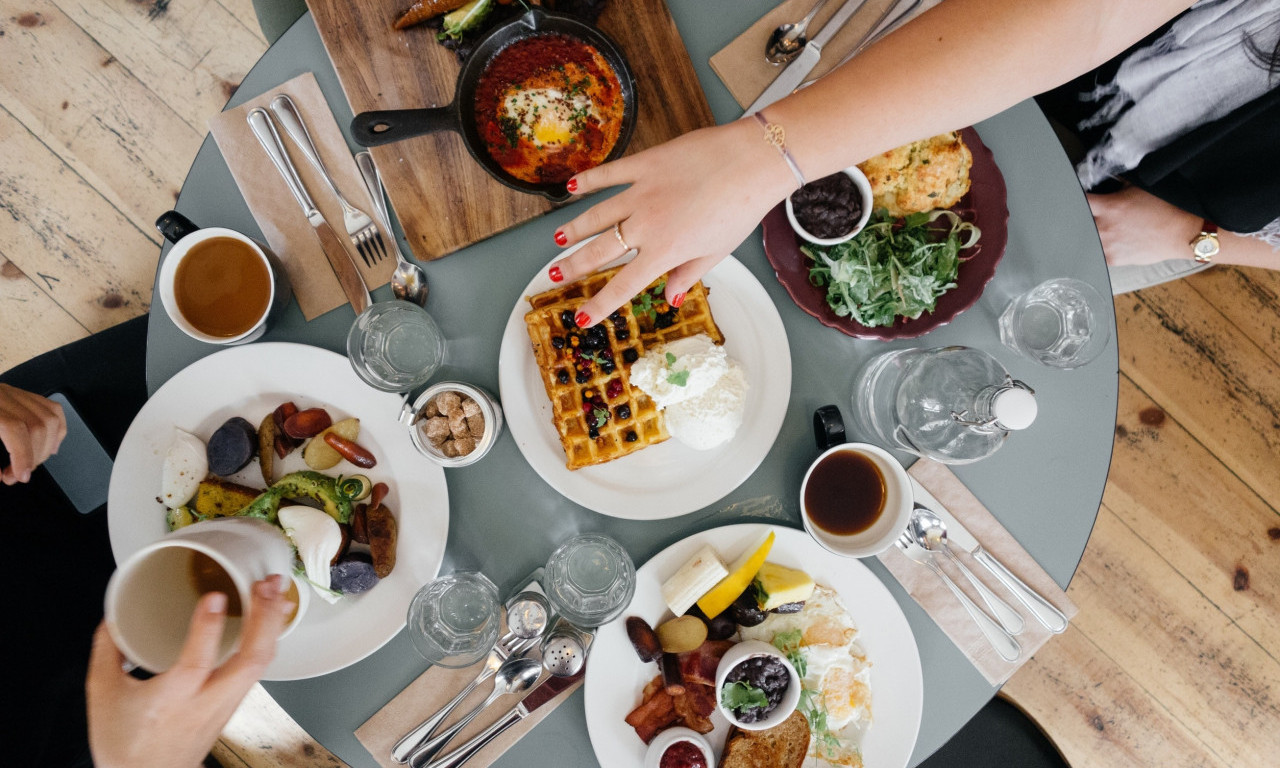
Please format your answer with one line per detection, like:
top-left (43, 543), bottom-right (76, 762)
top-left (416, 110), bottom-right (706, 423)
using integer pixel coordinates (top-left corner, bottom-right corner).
top-left (346, 300), bottom-right (446, 392)
top-left (543, 533), bottom-right (636, 628)
top-left (406, 571), bottom-right (501, 668)
top-left (997, 277), bottom-right (1110, 369)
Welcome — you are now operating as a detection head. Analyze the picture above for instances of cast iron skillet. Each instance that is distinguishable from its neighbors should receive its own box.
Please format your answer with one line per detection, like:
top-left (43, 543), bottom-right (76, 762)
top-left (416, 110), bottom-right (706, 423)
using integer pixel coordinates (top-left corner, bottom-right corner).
top-left (350, 7), bottom-right (637, 202)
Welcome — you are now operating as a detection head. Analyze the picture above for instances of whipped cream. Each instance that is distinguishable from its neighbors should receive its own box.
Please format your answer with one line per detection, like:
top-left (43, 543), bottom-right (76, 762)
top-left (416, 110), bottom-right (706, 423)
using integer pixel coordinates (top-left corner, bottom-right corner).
top-left (630, 334), bottom-right (748, 451)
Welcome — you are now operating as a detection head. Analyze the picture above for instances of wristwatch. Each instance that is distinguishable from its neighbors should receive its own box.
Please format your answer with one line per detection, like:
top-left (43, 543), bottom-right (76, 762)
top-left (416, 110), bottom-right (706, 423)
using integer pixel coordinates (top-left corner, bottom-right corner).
top-left (1190, 220), bottom-right (1220, 263)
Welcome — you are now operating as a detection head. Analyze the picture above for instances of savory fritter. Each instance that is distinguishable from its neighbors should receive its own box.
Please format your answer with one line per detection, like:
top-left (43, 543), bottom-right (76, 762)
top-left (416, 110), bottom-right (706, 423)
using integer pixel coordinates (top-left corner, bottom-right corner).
top-left (857, 131), bottom-right (973, 217)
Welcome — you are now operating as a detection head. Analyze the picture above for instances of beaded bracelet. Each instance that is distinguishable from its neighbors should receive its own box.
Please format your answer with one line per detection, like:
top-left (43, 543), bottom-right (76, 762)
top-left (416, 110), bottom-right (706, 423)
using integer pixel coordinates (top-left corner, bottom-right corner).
top-left (754, 111), bottom-right (806, 189)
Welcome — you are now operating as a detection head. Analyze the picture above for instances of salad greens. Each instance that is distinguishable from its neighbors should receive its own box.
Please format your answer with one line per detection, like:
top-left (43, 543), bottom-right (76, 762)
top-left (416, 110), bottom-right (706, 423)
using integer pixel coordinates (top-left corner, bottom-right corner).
top-left (803, 209), bottom-right (980, 328)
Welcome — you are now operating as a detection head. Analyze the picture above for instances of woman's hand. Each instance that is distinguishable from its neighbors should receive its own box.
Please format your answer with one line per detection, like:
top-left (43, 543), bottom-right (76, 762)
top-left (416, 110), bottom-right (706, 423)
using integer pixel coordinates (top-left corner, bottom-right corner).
top-left (1087, 186), bottom-right (1203, 267)
top-left (548, 118), bottom-right (796, 327)
top-left (0, 383), bottom-right (66, 484)
top-left (86, 575), bottom-right (292, 768)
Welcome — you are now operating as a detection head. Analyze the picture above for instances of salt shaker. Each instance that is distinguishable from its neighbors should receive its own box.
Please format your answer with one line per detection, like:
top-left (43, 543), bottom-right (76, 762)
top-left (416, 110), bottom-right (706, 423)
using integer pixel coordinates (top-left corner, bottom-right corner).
top-left (851, 346), bottom-right (1037, 464)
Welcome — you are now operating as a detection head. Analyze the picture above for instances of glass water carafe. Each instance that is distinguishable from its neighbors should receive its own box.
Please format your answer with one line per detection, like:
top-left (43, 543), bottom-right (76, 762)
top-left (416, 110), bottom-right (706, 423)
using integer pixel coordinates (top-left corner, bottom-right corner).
top-left (851, 346), bottom-right (1037, 464)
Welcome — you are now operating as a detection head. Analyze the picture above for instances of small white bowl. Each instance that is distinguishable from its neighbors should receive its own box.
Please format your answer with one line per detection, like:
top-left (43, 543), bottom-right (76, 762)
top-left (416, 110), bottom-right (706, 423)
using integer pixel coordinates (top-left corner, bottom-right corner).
top-left (715, 640), bottom-right (801, 731)
top-left (407, 382), bottom-right (504, 467)
top-left (785, 166), bottom-right (874, 246)
top-left (644, 727), bottom-right (715, 768)
top-left (799, 442), bottom-right (912, 558)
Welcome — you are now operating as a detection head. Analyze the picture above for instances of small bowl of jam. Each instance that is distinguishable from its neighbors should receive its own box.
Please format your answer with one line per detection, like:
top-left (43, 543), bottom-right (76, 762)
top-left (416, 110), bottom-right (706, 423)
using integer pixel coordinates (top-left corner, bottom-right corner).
top-left (644, 727), bottom-right (714, 768)
top-left (785, 166), bottom-right (873, 246)
top-left (715, 640), bottom-right (801, 731)
top-left (800, 442), bottom-right (912, 558)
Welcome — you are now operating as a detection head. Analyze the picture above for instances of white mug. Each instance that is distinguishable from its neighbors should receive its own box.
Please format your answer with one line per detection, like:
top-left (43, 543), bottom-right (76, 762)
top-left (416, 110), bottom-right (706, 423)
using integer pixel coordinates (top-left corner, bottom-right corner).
top-left (104, 517), bottom-right (297, 673)
top-left (155, 210), bottom-right (291, 345)
top-left (799, 442), bottom-right (913, 558)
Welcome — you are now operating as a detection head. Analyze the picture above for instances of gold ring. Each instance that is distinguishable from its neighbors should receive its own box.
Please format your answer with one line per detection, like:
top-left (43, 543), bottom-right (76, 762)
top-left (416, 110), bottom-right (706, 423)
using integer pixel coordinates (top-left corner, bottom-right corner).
top-left (614, 222), bottom-right (633, 253)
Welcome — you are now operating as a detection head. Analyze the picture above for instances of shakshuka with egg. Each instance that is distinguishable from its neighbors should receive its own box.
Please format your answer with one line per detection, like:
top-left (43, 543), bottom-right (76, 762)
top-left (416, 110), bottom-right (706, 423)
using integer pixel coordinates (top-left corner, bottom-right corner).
top-left (474, 34), bottom-right (626, 185)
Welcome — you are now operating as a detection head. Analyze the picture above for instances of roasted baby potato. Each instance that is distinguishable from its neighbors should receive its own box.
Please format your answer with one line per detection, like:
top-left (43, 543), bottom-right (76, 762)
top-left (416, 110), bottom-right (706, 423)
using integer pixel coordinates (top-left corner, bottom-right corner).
top-left (303, 418), bottom-right (361, 470)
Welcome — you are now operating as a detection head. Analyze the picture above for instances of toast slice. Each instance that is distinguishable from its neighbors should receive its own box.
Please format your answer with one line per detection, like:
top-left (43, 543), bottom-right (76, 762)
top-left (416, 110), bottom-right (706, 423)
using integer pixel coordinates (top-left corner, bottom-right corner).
top-left (718, 709), bottom-right (810, 768)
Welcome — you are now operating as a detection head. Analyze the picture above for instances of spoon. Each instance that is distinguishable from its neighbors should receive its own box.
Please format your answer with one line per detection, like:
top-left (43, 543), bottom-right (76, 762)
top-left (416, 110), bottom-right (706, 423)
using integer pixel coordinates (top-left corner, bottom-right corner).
top-left (765, 0), bottom-right (832, 64)
top-left (407, 656), bottom-right (542, 767)
top-left (911, 506), bottom-right (1025, 635)
top-left (354, 151), bottom-right (429, 307)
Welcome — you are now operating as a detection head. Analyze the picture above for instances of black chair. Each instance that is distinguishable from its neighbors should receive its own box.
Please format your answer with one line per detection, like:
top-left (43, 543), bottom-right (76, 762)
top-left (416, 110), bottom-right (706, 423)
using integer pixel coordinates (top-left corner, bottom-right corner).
top-left (918, 694), bottom-right (1070, 767)
top-left (3, 316), bottom-right (149, 768)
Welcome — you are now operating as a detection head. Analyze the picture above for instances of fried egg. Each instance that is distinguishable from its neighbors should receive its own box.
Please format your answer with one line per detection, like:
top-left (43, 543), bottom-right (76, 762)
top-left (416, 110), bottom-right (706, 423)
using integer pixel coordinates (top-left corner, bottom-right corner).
top-left (503, 88), bottom-right (593, 148)
top-left (160, 428), bottom-right (207, 509)
top-left (737, 585), bottom-right (872, 765)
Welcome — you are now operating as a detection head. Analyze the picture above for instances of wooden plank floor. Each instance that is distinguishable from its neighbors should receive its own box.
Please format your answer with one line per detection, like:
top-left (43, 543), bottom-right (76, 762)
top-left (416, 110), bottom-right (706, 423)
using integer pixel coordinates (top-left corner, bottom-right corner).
top-left (3, 3), bottom-right (1276, 767)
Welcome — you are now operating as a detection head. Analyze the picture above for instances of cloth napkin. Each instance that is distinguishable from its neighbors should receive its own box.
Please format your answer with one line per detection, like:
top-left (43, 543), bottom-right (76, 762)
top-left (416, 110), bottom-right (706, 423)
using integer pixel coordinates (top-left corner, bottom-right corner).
top-left (354, 661), bottom-right (582, 768)
top-left (709, 0), bottom-right (941, 109)
top-left (877, 459), bottom-right (1078, 686)
top-left (208, 72), bottom-right (394, 320)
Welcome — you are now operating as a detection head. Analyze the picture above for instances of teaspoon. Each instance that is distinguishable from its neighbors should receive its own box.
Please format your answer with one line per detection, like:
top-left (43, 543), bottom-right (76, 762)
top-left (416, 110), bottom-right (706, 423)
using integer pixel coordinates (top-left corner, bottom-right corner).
top-left (911, 506), bottom-right (1025, 635)
top-left (354, 151), bottom-right (430, 307)
top-left (765, 0), bottom-right (832, 64)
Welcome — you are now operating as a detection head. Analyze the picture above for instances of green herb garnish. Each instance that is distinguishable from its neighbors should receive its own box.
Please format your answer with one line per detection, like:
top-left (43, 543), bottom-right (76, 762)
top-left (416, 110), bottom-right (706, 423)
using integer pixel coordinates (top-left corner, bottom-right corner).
top-left (667, 369), bottom-right (690, 387)
top-left (664, 352), bottom-right (676, 366)
top-left (592, 407), bottom-right (609, 428)
top-left (630, 281), bottom-right (668, 322)
top-left (772, 629), bottom-right (807, 679)
top-left (802, 209), bottom-right (980, 328)
top-left (720, 681), bottom-right (769, 713)
top-left (799, 688), bottom-right (842, 759)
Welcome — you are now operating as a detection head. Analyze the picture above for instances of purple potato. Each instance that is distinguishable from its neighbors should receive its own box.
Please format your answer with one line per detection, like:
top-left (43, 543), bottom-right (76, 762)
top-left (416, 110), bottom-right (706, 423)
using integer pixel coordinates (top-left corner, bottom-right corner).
top-left (207, 417), bottom-right (257, 476)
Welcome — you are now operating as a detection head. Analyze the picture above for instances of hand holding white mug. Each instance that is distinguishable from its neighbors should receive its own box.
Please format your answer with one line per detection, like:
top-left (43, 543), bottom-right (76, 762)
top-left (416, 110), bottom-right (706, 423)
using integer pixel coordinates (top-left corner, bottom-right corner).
top-left (0, 383), bottom-right (67, 485)
top-left (86, 575), bottom-right (292, 768)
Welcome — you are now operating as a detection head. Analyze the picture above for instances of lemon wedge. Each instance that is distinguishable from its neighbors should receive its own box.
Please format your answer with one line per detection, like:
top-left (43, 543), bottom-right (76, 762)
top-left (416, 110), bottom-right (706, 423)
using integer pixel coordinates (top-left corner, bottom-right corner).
top-left (695, 530), bottom-right (775, 618)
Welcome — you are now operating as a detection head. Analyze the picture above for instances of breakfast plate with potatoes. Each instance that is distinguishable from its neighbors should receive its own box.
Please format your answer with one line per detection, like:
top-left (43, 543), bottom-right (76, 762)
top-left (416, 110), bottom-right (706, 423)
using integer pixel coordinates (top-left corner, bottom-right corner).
top-left (584, 524), bottom-right (923, 768)
top-left (107, 343), bottom-right (449, 680)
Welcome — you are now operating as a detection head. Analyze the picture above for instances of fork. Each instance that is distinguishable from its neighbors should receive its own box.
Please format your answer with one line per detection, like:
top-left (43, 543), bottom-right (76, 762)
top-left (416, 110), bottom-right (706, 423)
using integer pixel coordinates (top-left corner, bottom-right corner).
top-left (390, 633), bottom-right (539, 764)
top-left (895, 529), bottom-right (1021, 662)
top-left (268, 94), bottom-right (387, 267)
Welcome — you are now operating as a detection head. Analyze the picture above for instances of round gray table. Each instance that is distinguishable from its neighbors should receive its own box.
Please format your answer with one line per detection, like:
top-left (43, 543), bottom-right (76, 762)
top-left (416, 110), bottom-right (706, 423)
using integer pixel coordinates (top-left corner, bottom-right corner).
top-left (146, 3), bottom-right (1117, 765)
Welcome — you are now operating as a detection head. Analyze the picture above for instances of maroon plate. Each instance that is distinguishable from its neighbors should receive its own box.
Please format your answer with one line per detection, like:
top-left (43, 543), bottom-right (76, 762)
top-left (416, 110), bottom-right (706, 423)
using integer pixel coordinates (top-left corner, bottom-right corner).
top-left (763, 126), bottom-right (1008, 340)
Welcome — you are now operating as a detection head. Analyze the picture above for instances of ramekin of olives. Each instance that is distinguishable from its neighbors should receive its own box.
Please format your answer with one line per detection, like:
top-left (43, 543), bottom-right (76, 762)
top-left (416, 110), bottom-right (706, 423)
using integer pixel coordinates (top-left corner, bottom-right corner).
top-left (715, 640), bottom-right (801, 731)
top-left (785, 166), bottom-right (874, 246)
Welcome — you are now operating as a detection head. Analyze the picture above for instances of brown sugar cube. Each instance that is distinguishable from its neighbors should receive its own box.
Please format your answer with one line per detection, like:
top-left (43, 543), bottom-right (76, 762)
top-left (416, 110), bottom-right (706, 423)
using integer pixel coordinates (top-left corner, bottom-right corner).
top-left (448, 410), bottom-right (470, 439)
top-left (422, 399), bottom-right (439, 418)
top-left (423, 416), bottom-right (451, 446)
top-left (460, 397), bottom-right (481, 418)
top-left (435, 390), bottom-right (462, 415)
top-left (466, 413), bottom-right (485, 438)
top-left (453, 436), bottom-right (476, 456)
top-left (441, 440), bottom-right (460, 458)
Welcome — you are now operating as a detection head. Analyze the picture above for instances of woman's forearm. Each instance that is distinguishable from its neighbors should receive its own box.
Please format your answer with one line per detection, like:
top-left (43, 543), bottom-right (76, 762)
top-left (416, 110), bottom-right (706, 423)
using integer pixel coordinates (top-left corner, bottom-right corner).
top-left (767, 0), bottom-right (1196, 181)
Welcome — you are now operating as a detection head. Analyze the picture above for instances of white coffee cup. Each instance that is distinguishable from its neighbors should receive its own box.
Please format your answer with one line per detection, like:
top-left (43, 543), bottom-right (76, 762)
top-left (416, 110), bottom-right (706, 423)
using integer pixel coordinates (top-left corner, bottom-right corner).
top-left (799, 442), bottom-right (912, 558)
top-left (104, 517), bottom-right (297, 673)
top-left (155, 210), bottom-right (291, 346)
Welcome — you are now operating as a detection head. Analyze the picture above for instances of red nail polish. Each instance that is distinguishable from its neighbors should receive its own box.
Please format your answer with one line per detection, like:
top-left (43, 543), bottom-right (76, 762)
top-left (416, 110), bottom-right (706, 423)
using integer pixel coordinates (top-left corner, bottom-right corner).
top-left (671, 292), bottom-right (686, 308)
top-left (575, 311), bottom-right (591, 328)
top-left (566, 178), bottom-right (578, 193)
top-left (554, 230), bottom-right (568, 246)
top-left (549, 266), bottom-right (563, 283)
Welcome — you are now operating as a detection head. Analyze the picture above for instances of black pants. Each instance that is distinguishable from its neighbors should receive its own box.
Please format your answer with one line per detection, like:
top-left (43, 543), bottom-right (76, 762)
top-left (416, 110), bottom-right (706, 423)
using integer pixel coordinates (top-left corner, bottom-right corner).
top-left (2, 316), bottom-right (149, 767)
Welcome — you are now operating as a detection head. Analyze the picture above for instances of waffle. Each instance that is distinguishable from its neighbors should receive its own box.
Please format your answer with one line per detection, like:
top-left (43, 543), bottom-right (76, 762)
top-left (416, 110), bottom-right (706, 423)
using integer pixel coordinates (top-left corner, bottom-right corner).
top-left (524, 270), bottom-right (724, 469)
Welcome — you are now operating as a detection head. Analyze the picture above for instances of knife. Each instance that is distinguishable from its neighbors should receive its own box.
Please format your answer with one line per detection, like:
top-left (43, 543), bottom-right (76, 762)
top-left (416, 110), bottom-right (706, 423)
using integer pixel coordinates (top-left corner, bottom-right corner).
top-left (800, 0), bottom-right (925, 88)
top-left (247, 107), bottom-right (371, 315)
top-left (744, 0), bottom-right (871, 116)
top-left (912, 481), bottom-right (1068, 633)
top-left (417, 669), bottom-right (584, 768)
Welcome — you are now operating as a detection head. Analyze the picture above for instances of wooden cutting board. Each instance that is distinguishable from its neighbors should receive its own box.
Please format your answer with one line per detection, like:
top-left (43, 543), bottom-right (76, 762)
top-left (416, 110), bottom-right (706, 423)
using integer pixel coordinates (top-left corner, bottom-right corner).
top-left (306, 0), bottom-right (715, 260)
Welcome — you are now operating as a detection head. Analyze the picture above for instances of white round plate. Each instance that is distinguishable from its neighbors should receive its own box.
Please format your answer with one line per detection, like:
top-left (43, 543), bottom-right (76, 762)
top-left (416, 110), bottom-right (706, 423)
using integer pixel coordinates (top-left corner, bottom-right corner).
top-left (107, 343), bottom-right (449, 680)
top-left (584, 525), bottom-right (923, 768)
top-left (498, 249), bottom-right (791, 519)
